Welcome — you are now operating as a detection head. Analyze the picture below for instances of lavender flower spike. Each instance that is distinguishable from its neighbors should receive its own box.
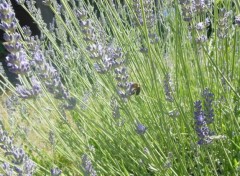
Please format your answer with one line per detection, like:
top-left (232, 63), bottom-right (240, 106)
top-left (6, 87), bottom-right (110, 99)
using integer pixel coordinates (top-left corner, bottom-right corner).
top-left (0, 1), bottom-right (30, 75)
top-left (0, 125), bottom-right (36, 175)
top-left (51, 167), bottom-right (62, 176)
top-left (16, 76), bottom-right (41, 99)
top-left (31, 44), bottom-right (76, 109)
top-left (202, 88), bottom-right (214, 124)
top-left (136, 122), bottom-right (147, 135)
top-left (81, 154), bottom-right (97, 176)
top-left (194, 100), bottom-right (213, 145)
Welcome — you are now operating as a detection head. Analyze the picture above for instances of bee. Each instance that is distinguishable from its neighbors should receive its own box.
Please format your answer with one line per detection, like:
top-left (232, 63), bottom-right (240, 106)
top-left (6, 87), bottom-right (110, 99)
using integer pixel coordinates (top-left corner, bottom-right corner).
top-left (130, 83), bottom-right (141, 95)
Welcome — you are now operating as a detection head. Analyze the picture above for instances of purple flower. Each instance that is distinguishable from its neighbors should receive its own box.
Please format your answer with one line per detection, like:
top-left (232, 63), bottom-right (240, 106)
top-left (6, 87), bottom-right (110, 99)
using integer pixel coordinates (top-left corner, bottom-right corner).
top-left (16, 77), bottom-right (41, 99)
top-left (93, 63), bottom-right (107, 74)
top-left (62, 97), bottom-right (77, 110)
top-left (136, 122), bottom-right (147, 135)
top-left (217, 9), bottom-right (232, 39)
top-left (22, 25), bottom-right (32, 37)
top-left (3, 32), bottom-right (20, 43)
top-left (179, 0), bottom-right (194, 22)
top-left (51, 167), bottom-right (62, 176)
top-left (6, 50), bottom-right (30, 74)
top-left (132, 0), bottom-right (158, 45)
top-left (1, 162), bottom-right (13, 175)
top-left (32, 47), bottom-right (74, 102)
top-left (81, 154), bottom-right (97, 176)
top-left (132, 0), bottom-right (155, 28)
top-left (0, 2), bottom-right (11, 14)
top-left (115, 68), bottom-right (137, 99)
top-left (0, 125), bottom-right (36, 175)
top-left (192, 0), bottom-right (209, 13)
top-left (22, 158), bottom-right (35, 175)
top-left (76, 8), bottom-right (137, 100)
top-left (194, 101), bottom-right (204, 125)
top-left (202, 88), bottom-right (214, 124)
top-left (3, 41), bottom-right (22, 53)
top-left (0, 1), bottom-right (30, 75)
top-left (194, 100), bottom-right (213, 145)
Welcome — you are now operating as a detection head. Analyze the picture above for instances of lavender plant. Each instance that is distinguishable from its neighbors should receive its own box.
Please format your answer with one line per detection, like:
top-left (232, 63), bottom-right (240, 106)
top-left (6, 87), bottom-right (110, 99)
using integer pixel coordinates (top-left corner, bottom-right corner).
top-left (0, 2), bottom-right (30, 75)
top-left (0, 0), bottom-right (239, 175)
top-left (0, 124), bottom-right (35, 175)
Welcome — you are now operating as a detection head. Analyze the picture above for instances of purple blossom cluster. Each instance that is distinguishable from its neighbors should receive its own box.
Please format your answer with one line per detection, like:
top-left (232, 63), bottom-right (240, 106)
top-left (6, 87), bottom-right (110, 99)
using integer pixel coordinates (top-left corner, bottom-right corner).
top-left (194, 19), bottom-right (210, 43)
top-left (180, 1), bottom-right (240, 42)
top-left (194, 88), bottom-right (215, 145)
top-left (136, 121), bottom-right (147, 135)
top-left (50, 167), bottom-right (62, 176)
top-left (0, 1), bottom-right (43, 99)
top-left (0, 124), bottom-right (36, 175)
top-left (194, 100), bottom-right (213, 145)
top-left (81, 154), bottom-right (97, 176)
top-left (16, 76), bottom-right (41, 99)
top-left (30, 44), bottom-right (76, 109)
top-left (179, 1), bottom-right (211, 43)
top-left (31, 47), bottom-right (69, 100)
top-left (132, 0), bottom-right (159, 51)
top-left (179, 0), bottom-right (194, 22)
top-left (217, 9), bottom-right (233, 39)
top-left (192, 0), bottom-right (210, 14)
top-left (0, 1), bottom-right (76, 108)
top-left (76, 9), bottom-right (124, 73)
top-left (132, 0), bottom-right (155, 28)
top-left (115, 69), bottom-right (139, 99)
top-left (76, 8), bottom-right (137, 100)
top-left (0, 1), bottom-right (30, 75)
top-left (179, 0), bottom-right (210, 22)
top-left (202, 88), bottom-right (214, 124)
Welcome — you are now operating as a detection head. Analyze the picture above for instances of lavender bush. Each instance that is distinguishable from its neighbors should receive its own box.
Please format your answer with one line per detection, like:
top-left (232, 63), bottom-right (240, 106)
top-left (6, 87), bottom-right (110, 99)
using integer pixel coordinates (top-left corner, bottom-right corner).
top-left (0, 0), bottom-right (240, 175)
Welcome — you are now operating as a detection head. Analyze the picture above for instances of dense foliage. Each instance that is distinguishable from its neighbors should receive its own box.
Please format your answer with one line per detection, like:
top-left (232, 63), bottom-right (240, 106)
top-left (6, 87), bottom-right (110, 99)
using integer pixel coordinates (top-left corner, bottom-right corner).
top-left (0, 0), bottom-right (240, 175)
